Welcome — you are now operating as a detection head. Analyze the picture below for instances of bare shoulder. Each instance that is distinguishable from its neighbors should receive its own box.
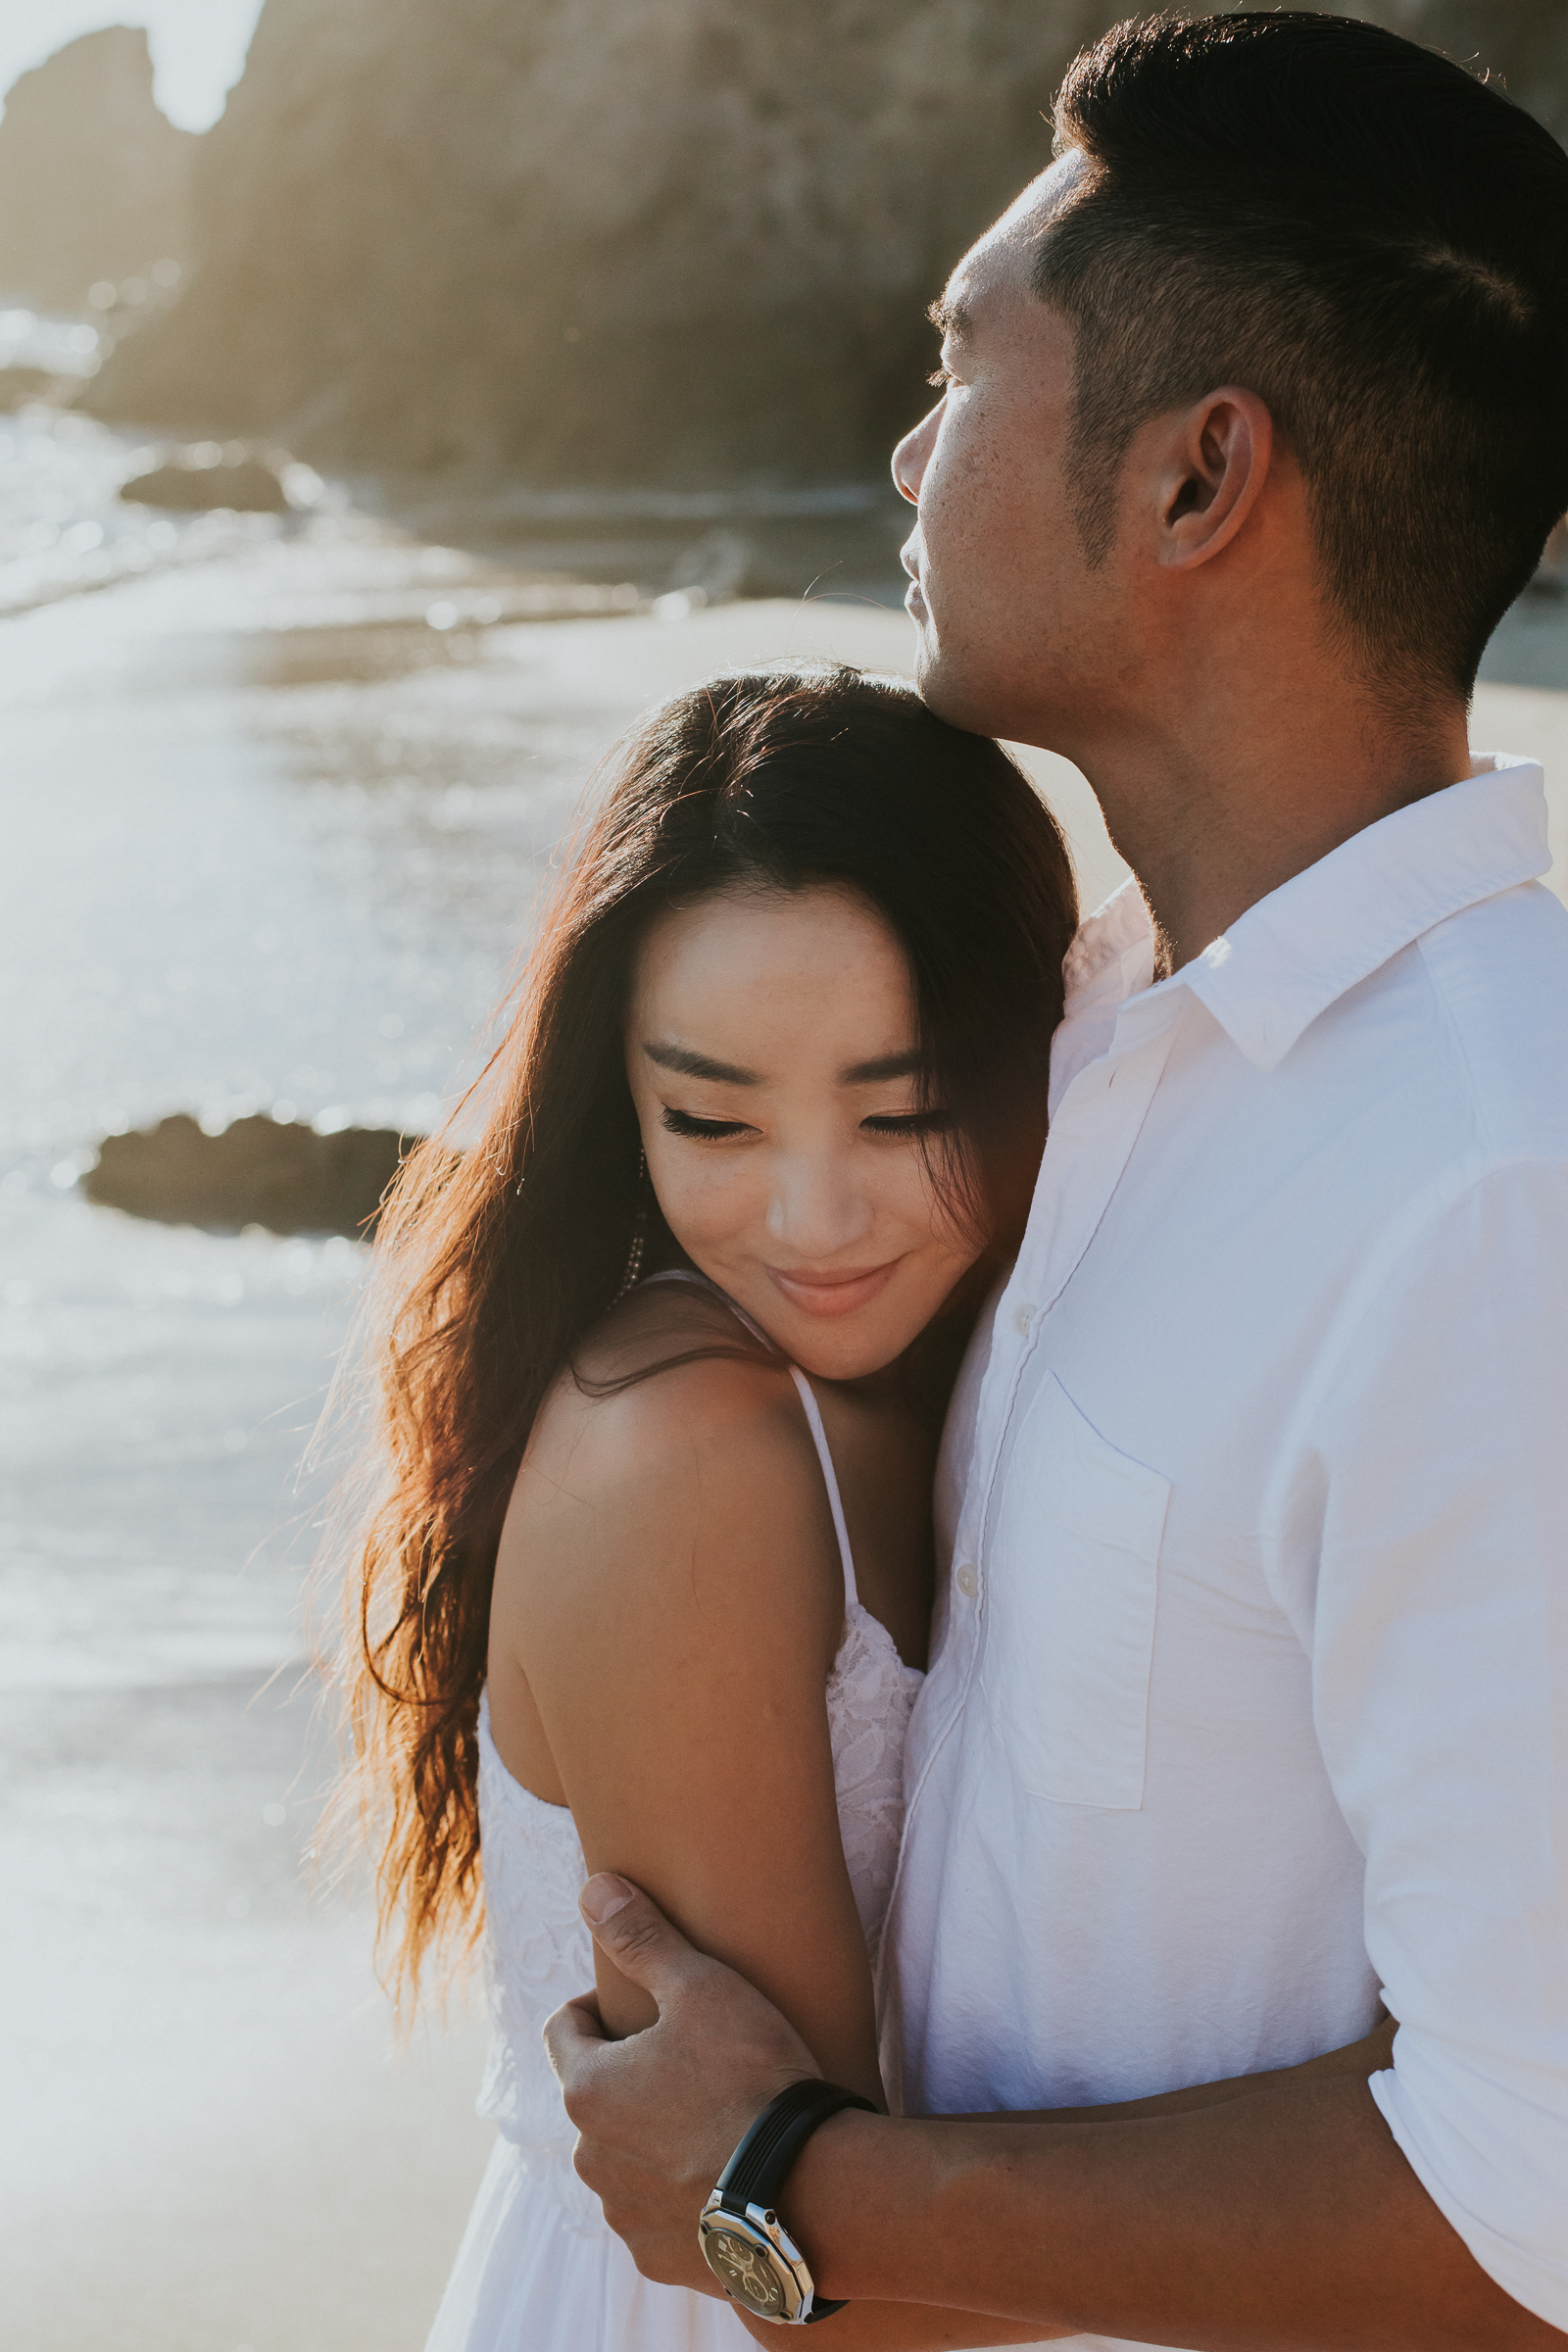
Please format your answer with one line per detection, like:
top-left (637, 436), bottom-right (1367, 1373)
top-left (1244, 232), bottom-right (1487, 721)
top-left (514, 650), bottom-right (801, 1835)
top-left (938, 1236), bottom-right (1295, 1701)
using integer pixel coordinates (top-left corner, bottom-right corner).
top-left (520, 1283), bottom-right (800, 1501)
top-left (568, 1276), bottom-right (759, 1395)
top-left (496, 1284), bottom-right (838, 1630)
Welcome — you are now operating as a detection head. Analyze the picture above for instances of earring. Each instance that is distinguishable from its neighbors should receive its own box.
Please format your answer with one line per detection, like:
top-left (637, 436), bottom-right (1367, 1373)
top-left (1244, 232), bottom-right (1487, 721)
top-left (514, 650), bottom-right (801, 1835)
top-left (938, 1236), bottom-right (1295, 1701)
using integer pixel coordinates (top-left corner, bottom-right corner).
top-left (615, 1149), bottom-right (648, 1298)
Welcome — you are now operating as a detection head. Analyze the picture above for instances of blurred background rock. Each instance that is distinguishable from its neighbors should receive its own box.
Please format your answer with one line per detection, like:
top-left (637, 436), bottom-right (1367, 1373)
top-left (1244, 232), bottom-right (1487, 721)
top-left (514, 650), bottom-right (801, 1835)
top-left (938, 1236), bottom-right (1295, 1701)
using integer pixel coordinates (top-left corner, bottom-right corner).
top-left (0, 26), bottom-right (191, 316)
top-left (75, 0), bottom-right (1568, 491)
top-left (6, 0), bottom-right (1564, 584)
top-left (85, 0), bottom-right (1094, 482)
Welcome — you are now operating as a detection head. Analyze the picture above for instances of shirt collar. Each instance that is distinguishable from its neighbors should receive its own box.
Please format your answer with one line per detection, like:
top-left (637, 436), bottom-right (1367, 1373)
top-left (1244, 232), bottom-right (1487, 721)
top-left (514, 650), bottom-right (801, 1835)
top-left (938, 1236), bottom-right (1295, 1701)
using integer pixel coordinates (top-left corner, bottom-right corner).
top-left (1062, 872), bottom-right (1155, 1015)
top-left (1064, 754), bottom-right (1549, 1074)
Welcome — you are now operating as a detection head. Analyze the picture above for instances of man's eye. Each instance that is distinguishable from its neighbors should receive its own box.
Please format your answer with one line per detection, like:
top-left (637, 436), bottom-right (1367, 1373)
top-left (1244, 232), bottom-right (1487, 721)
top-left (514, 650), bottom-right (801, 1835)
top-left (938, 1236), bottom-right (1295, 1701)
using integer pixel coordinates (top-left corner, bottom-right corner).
top-left (660, 1107), bottom-right (753, 1141)
top-left (862, 1109), bottom-right (954, 1139)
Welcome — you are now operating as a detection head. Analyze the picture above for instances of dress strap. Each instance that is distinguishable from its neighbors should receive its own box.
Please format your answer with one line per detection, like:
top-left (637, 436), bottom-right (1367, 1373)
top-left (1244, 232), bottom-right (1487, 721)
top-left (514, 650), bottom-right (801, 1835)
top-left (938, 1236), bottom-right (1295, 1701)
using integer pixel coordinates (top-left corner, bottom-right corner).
top-left (787, 1368), bottom-right (859, 1614)
top-left (639, 1265), bottom-right (774, 1347)
top-left (634, 1268), bottom-right (860, 1613)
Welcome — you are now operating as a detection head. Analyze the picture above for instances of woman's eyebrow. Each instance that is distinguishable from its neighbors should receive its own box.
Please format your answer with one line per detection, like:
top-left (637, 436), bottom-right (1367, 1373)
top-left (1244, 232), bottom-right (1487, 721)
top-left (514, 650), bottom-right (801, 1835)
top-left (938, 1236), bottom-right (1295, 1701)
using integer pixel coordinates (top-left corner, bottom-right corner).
top-left (643, 1040), bottom-right (760, 1086)
top-left (842, 1049), bottom-right (923, 1085)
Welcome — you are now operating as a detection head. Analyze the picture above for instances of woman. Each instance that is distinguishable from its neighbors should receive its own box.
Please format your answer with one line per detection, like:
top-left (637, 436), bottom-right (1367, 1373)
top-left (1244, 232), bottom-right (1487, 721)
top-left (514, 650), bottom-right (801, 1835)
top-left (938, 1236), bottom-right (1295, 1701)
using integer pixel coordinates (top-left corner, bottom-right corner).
top-left (345, 664), bottom-right (1079, 2348)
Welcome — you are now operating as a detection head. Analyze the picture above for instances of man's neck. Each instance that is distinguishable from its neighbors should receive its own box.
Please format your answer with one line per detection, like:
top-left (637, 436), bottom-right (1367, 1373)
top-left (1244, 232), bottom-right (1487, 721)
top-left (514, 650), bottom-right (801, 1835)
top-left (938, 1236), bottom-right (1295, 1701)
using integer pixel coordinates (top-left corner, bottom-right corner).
top-left (1080, 702), bottom-right (1475, 975)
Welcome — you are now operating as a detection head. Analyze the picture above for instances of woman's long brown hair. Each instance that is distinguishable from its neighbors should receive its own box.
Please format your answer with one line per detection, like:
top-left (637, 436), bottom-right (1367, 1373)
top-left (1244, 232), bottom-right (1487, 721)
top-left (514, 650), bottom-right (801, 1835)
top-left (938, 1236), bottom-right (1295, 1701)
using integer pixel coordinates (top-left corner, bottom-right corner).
top-left (340, 664), bottom-right (1077, 2009)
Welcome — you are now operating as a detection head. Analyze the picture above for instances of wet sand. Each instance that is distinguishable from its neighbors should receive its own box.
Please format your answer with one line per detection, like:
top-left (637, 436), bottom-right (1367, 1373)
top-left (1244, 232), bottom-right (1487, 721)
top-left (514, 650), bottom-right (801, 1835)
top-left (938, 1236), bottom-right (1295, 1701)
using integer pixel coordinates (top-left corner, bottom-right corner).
top-left (4, 532), bottom-right (1566, 2352)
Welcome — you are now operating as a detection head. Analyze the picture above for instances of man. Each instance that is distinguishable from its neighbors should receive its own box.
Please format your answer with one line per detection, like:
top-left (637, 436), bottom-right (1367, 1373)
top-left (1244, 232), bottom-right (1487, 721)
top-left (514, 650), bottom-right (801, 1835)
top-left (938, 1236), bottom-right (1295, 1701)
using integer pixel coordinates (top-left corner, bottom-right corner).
top-left (548, 15), bottom-right (1568, 2347)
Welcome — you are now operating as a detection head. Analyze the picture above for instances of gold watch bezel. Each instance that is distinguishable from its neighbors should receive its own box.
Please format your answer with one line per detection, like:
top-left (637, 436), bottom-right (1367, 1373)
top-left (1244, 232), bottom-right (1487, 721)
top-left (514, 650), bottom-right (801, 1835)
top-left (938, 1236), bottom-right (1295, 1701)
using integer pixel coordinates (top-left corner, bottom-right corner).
top-left (698, 2188), bottom-right (815, 2324)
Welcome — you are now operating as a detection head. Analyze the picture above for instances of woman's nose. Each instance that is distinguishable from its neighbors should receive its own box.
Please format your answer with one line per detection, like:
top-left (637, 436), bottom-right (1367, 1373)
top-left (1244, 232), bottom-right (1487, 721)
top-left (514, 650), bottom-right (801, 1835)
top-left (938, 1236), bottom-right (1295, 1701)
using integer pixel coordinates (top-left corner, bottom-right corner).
top-left (764, 1155), bottom-right (874, 1258)
top-left (891, 399), bottom-right (943, 507)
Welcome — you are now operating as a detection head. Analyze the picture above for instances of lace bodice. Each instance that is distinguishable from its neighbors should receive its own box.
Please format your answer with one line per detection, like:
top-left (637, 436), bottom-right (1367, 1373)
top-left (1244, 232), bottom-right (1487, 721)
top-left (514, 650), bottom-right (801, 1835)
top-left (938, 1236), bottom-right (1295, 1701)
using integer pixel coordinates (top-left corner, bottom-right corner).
top-left (473, 1287), bottom-right (923, 2233)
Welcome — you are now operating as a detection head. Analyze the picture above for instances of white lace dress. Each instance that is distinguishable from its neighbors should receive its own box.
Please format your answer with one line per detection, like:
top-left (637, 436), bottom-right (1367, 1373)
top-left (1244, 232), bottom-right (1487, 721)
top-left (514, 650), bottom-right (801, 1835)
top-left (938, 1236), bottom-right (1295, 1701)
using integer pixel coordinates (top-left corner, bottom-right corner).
top-left (425, 1298), bottom-right (924, 2352)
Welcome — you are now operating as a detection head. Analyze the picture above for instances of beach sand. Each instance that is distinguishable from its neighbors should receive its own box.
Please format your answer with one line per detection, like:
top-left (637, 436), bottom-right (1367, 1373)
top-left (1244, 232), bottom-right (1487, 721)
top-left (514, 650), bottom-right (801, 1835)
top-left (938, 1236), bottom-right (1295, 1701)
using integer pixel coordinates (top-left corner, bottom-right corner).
top-left (4, 545), bottom-right (1565, 2352)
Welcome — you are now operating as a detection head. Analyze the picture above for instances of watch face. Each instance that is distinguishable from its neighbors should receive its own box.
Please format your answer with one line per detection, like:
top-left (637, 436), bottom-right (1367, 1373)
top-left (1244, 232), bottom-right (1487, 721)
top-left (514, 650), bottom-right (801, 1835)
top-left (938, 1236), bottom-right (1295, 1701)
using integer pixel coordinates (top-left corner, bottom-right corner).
top-left (702, 2223), bottom-right (789, 2318)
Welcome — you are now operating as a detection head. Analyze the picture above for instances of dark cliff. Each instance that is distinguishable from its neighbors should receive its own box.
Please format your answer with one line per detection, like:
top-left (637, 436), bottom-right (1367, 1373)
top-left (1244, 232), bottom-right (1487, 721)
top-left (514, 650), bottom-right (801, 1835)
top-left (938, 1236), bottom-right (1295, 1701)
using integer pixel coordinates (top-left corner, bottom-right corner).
top-left (84, 0), bottom-right (1568, 486)
top-left (85, 0), bottom-right (1108, 481)
top-left (0, 28), bottom-right (193, 312)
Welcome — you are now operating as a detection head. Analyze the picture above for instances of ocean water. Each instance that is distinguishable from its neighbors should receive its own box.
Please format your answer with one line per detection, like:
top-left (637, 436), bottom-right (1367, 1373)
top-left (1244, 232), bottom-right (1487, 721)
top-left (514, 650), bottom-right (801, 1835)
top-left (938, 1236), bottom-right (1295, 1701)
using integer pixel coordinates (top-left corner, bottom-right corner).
top-left (0, 399), bottom-right (919, 1682)
top-left (0, 402), bottom-right (615, 2350)
top-left (1, 410), bottom-right (595, 1700)
top-left (0, 396), bottom-right (934, 2350)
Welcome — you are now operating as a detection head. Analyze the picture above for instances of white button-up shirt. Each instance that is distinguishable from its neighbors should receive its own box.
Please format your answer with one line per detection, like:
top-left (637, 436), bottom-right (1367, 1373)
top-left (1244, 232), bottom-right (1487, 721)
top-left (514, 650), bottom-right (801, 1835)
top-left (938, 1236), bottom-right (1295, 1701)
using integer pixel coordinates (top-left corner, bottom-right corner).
top-left (880, 755), bottom-right (1568, 2349)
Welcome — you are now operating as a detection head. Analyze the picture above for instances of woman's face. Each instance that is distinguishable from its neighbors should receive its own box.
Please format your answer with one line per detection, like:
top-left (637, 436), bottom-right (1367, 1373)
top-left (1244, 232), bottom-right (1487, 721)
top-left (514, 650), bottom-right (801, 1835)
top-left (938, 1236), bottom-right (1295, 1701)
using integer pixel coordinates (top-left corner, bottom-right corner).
top-left (624, 883), bottom-right (985, 1380)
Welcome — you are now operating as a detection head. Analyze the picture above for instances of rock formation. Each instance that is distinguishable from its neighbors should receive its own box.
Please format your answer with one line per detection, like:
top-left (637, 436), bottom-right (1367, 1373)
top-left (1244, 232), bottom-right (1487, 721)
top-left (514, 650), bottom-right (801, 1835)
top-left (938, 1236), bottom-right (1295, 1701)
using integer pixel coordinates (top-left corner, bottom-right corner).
top-left (120, 453), bottom-right (290, 512)
top-left (83, 1114), bottom-right (418, 1239)
top-left (88, 0), bottom-right (1108, 481)
top-left (84, 1), bottom-right (1568, 486)
top-left (0, 28), bottom-right (194, 314)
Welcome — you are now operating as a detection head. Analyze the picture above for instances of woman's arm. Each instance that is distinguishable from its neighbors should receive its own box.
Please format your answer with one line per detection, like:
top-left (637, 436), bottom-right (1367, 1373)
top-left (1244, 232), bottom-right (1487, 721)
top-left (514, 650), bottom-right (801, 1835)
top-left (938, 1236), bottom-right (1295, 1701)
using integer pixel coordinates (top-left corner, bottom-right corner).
top-left (489, 1349), bottom-right (885, 2102)
top-left (498, 1350), bottom-right (1066, 2345)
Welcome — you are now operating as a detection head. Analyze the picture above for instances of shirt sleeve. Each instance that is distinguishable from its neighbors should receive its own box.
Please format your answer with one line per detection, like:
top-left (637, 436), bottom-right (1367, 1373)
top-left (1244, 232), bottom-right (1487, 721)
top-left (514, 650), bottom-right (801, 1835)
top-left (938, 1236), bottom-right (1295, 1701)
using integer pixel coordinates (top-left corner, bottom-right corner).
top-left (1262, 1156), bottom-right (1568, 2332)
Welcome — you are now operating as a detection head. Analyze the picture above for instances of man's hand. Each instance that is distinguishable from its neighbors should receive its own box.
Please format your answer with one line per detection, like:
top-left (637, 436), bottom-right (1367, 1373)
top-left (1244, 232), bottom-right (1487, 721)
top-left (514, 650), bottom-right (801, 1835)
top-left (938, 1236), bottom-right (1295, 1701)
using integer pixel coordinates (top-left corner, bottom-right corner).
top-left (544, 1872), bottom-right (823, 2295)
top-left (546, 1879), bottom-right (1567, 2351)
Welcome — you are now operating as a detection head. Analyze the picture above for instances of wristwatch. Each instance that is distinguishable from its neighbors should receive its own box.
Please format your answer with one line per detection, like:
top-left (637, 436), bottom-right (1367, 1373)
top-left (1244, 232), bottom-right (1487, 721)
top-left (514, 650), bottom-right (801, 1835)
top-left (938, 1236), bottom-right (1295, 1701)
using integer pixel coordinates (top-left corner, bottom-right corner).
top-left (697, 2078), bottom-right (876, 2324)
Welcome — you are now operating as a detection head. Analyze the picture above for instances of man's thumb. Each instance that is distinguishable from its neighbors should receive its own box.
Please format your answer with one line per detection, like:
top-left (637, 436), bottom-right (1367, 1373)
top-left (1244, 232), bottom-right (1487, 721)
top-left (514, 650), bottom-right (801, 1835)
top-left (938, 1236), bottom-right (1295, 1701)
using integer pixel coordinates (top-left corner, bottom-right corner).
top-left (578, 1873), bottom-right (695, 2002)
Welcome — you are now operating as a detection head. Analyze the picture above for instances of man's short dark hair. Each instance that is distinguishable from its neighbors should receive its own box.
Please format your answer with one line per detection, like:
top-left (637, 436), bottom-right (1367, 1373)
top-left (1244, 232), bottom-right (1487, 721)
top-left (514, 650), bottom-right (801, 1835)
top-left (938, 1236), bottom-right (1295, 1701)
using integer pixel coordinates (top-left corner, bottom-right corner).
top-left (1037, 12), bottom-right (1568, 700)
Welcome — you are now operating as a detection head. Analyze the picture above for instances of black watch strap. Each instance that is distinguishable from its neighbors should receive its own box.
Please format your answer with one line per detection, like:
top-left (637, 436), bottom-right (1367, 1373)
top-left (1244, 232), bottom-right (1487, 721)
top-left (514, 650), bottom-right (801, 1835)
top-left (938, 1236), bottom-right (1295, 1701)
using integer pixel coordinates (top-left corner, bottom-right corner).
top-left (715, 2078), bottom-right (876, 2321)
top-left (717, 2077), bottom-right (876, 2207)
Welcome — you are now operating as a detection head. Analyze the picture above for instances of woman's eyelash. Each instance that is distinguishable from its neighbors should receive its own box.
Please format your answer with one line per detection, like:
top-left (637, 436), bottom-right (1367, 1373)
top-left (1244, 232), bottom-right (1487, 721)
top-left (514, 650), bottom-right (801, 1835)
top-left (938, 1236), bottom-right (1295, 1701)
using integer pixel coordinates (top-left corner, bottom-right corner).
top-left (927, 367), bottom-right (956, 389)
top-left (661, 1105), bottom-right (952, 1141)
top-left (862, 1109), bottom-right (953, 1138)
top-left (660, 1107), bottom-right (753, 1140)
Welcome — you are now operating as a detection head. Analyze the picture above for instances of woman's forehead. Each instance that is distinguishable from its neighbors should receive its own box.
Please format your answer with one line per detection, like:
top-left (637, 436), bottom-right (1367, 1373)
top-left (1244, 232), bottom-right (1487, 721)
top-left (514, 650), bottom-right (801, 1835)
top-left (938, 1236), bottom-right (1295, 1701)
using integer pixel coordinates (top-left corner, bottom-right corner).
top-left (629, 886), bottom-right (919, 1074)
top-left (635, 881), bottom-right (903, 989)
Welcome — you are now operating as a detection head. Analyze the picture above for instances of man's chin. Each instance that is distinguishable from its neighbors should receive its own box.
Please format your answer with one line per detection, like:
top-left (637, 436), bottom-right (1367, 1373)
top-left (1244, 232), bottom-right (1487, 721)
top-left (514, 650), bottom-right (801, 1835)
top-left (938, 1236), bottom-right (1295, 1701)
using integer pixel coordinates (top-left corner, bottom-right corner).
top-left (911, 637), bottom-right (993, 736)
top-left (906, 611), bottom-right (946, 704)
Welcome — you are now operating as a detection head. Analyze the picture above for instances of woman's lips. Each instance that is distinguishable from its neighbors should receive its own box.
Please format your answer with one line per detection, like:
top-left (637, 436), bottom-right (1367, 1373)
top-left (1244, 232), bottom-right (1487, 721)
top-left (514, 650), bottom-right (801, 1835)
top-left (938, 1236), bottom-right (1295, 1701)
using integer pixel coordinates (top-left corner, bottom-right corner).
top-left (766, 1258), bottom-right (905, 1319)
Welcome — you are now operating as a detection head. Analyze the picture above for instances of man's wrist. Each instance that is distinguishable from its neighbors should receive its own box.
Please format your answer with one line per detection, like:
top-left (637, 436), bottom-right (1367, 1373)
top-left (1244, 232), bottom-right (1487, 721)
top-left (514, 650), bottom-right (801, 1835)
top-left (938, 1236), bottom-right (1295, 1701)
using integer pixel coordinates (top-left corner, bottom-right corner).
top-left (778, 2107), bottom-right (1080, 2321)
top-left (778, 2107), bottom-right (891, 2302)
top-left (780, 2107), bottom-right (978, 2307)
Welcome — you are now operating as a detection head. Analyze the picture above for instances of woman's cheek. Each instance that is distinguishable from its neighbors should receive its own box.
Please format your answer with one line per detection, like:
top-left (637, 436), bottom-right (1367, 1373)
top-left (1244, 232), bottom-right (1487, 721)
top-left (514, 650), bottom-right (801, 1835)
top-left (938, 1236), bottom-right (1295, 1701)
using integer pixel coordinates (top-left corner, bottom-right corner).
top-left (653, 1153), bottom-right (755, 1259)
top-left (885, 1150), bottom-right (957, 1250)
top-left (643, 1144), bottom-right (693, 1248)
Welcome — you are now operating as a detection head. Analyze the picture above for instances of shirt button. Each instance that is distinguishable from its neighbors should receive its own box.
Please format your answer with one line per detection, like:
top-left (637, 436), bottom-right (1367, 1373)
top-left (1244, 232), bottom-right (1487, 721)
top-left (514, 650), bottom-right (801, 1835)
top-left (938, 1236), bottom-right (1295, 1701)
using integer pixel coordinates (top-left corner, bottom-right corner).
top-left (1013, 1300), bottom-right (1036, 1336)
top-left (955, 1563), bottom-right (979, 1598)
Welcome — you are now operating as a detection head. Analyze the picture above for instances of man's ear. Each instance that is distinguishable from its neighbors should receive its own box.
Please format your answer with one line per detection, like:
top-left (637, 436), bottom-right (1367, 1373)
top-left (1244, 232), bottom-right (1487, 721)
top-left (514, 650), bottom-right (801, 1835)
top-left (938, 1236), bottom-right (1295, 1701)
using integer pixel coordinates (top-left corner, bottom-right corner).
top-left (1152, 386), bottom-right (1273, 570)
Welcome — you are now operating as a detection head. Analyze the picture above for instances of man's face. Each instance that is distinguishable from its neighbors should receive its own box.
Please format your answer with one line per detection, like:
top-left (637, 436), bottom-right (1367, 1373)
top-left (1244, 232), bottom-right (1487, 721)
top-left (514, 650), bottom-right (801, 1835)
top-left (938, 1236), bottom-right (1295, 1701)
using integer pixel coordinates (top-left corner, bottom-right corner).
top-left (893, 154), bottom-right (1121, 751)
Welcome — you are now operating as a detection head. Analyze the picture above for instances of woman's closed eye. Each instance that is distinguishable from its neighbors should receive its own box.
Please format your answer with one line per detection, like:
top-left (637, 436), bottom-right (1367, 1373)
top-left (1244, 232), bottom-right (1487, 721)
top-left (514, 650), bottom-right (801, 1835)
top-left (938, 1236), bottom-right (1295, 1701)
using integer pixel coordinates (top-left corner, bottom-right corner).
top-left (861, 1107), bottom-right (953, 1139)
top-left (661, 1104), bottom-right (952, 1143)
top-left (660, 1105), bottom-right (757, 1141)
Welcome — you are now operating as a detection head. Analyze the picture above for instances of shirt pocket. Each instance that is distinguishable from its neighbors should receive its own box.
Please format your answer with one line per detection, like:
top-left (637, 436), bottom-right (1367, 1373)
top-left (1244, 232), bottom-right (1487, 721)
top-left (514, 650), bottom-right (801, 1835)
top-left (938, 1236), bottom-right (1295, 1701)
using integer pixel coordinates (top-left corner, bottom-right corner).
top-left (984, 1372), bottom-right (1171, 1809)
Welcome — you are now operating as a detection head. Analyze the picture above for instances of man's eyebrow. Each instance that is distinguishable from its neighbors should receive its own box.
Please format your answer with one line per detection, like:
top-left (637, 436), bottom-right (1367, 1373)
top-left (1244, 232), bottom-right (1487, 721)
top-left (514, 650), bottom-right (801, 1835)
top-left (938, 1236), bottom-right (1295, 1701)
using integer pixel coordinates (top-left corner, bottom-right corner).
top-left (927, 295), bottom-right (973, 344)
top-left (841, 1048), bottom-right (924, 1085)
top-left (643, 1041), bottom-right (760, 1086)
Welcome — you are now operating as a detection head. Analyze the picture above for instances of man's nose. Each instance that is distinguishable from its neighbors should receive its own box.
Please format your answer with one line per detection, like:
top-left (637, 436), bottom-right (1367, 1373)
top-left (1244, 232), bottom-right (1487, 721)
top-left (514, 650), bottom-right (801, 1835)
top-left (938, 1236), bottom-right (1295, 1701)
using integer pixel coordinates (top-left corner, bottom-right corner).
top-left (892, 399), bottom-right (943, 507)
